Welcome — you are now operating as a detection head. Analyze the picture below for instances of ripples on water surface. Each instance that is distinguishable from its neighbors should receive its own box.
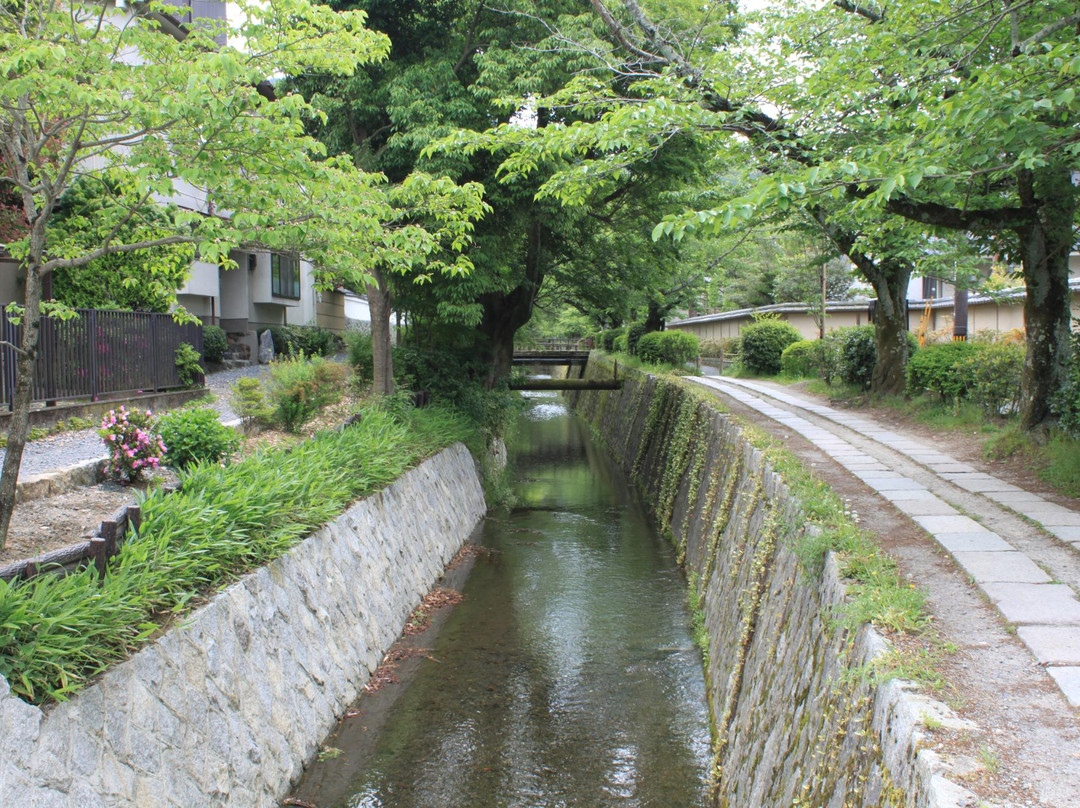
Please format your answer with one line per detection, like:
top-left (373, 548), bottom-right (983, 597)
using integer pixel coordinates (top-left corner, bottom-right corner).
top-left (292, 393), bottom-right (712, 808)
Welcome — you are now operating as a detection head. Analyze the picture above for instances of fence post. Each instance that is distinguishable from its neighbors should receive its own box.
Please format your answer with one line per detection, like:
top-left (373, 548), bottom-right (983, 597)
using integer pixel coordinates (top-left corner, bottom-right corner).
top-left (1, 308), bottom-right (14, 412)
top-left (89, 309), bottom-right (99, 401)
top-left (151, 314), bottom-right (160, 391)
top-left (89, 537), bottom-right (107, 580)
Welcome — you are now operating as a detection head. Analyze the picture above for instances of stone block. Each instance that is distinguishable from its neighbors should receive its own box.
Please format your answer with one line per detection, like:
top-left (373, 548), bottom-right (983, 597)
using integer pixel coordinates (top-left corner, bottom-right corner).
top-left (1017, 626), bottom-right (1080, 666)
top-left (934, 532), bottom-right (1013, 553)
top-left (1046, 667), bottom-right (1080, 708)
top-left (981, 582), bottom-right (1080, 625)
top-left (951, 551), bottom-right (1051, 584)
top-left (913, 514), bottom-right (986, 534)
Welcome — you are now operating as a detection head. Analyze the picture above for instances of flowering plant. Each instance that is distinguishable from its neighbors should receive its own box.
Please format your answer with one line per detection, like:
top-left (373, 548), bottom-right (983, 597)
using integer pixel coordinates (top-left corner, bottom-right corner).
top-left (98, 406), bottom-right (166, 482)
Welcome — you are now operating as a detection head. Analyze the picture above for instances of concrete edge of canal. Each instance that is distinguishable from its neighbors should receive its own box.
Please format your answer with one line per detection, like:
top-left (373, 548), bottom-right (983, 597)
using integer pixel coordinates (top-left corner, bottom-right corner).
top-left (568, 358), bottom-right (978, 808)
top-left (0, 443), bottom-right (487, 808)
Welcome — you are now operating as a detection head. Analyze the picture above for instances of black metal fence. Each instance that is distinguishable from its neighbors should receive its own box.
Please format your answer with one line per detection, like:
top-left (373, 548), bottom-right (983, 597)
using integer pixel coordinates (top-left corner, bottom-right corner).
top-left (0, 308), bottom-right (204, 409)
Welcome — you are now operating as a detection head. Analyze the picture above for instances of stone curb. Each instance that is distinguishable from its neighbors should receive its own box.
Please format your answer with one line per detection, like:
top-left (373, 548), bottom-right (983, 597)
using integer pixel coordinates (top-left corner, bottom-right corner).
top-left (15, 456), bottom-right (106, 504)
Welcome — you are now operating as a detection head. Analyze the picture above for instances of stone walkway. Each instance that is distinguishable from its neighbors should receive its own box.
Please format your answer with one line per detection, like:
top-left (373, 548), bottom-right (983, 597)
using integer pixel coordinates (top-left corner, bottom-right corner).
top-left (690, 374), bottom-right (1080, 708)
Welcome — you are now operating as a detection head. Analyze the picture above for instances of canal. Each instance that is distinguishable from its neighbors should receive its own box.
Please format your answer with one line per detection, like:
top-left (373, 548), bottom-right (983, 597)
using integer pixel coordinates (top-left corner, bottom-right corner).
top-left (290, 392), bottom-right (712, 807)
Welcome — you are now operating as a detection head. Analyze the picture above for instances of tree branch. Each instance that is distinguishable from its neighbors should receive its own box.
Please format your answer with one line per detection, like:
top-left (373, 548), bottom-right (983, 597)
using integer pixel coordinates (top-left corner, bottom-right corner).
top-left (1020, 12), bottom-right (1080, 51)
top-left (883, 195), bottom-right (1033, 232)
top-left (832, 0), bottom-right (884, 23)
top-left (41, 234), bottom-right (196, 272)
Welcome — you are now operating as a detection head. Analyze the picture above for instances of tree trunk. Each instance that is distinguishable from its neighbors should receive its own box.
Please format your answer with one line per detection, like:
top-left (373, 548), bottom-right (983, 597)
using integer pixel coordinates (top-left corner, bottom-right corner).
top-left (813, 209), bottom-right (913, 396)
top-left (864, 259), bottom-right (912, 396)
top-left (479, 219), bottom-right (546, 388)
top-left (0, 265), bottom-right (46, 549)
top-left (644, 299), bottom-right (665, 332)
top-left (1016, 168), bottom-right (1076, 431)
top-left (366, 267), bottom-right (394, 397)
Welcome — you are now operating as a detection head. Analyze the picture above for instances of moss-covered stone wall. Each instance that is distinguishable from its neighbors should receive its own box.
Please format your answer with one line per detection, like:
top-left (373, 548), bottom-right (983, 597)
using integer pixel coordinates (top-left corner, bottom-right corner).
top-left (567, 359), bottom-right (976, 808)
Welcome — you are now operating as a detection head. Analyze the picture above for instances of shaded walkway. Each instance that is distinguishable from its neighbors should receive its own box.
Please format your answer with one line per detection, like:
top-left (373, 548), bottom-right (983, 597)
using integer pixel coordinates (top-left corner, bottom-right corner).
top-left (690, 375), bottom-right (1080, 707)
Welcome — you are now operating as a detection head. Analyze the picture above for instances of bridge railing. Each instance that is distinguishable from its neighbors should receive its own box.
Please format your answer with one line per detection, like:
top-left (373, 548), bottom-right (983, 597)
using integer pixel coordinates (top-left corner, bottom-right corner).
top-left (518, 337), bottom-right (594, 352)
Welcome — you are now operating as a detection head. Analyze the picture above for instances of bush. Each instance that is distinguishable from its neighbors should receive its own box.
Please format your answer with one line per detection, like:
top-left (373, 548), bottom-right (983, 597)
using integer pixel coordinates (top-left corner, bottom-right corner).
top-left (780, 340), bottom-right (819, 377)
top-left (157, 408), bottom-right (240, 469)
top-left (266, 355), bottom-right (347, 432)
top-left (613, 333), bottom-right (629, 353)
top-left (345, 330), bottom-right (374, 383)
top-left (230, 377), bottom-right (274, 433)
top-left (98, 406), bottom-right (165, 482)
top-left (627, 323), bottom-right (647, 356)
top-left (739, 318), bottom-right (802, 375)
top-left (202, 325), bottom-right (228, 364)
top-left (599, 327), bottom-right (625, 351)
top-left (260, 325), bottom-right (341, 359)
top-left (959, 341), bottom-right (1024, 416)
top-left (174, 343), bottom-right (203, 387)
top-left (838, 325), bottom-right (877, 389)
top-left (906, 341), bottom-right (984, 401)
top-left (636, 330), bottom-right (699, 366)
top-left (699, 337), bottom-right (740, 360)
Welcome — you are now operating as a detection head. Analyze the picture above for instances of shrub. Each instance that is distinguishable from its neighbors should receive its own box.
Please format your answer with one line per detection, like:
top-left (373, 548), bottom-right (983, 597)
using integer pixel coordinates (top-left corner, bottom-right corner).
top-left (838, 325), bottom-right (877, 389)
top-left (345, 330), bottom-right (375, 382)
top-left (157, 408), bottom-right (240, 469)
top-left (202, 325), bottom-right (228, 364)
top-left (627, 323), bottom-right (647, 355)
top-left (599, 327), bottom-right (625, 351)
top-left (699, 337), bottom-right (740, 360)
top-left (959, 341), bottom-right (1024, 416)
top-left (780, 340), bottom-right (819, 377)
top-left (636, 330), bottom-right (700, 366)
top-left (266, 355), bottom-right (347, 432)
top-left (613, 333), bottom-right (629, 353)
top-left (230, 377), bottom-right (274, 433)
top-left (174, 343), bottom-right (203, 387)
top-left (260, 325), bottom-right (341, 358)
top-left (98, 406), bottom-right (165, 482)
top-left (739, 318), bottom-right (802, 375)
top-left (906, 341), bottom-right (984, 401)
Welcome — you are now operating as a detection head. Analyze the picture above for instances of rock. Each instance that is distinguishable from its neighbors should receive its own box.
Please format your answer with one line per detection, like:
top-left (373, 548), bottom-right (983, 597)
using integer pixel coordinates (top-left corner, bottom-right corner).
top-left (258, 330), bottom-right (275, 364)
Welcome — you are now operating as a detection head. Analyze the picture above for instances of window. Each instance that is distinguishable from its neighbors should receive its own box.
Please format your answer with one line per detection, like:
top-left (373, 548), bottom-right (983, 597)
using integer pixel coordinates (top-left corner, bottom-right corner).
top-left (271, 253), bottom-right (300, 299)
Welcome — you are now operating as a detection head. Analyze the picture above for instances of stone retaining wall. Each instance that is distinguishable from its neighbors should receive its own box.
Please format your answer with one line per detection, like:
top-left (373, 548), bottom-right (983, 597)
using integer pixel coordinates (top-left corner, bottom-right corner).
top-left (568, 361), bottom-right (977, 808)
top-left (0, 443), bottom-right (486, 807)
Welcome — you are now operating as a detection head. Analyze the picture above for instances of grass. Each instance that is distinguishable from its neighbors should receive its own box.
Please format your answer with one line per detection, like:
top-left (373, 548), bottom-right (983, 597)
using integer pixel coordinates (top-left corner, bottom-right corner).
top-left (0, 403), bottom-right (475, 705)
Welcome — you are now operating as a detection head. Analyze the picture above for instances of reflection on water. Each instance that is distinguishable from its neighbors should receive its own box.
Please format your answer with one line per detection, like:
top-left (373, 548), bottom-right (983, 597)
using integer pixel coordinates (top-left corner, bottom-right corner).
top-left (293, 392), bottom-right (711, 808)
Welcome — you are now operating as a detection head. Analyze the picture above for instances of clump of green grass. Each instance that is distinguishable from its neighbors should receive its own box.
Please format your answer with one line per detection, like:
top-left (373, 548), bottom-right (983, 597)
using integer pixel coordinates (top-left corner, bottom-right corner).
top-left (0, 404), bottom-right (473, 704)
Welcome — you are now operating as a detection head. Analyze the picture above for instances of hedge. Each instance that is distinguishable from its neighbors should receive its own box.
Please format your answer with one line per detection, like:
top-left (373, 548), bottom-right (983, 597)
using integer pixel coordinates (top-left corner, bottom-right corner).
top-left (636, 330), bottom-right (699, 366)
top-left (740, 319), bottom-right (802, 374)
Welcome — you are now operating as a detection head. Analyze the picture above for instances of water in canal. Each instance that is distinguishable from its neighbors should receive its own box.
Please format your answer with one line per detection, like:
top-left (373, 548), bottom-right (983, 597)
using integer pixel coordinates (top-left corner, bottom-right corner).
top-left (291, 393), bottom-right (712, 807)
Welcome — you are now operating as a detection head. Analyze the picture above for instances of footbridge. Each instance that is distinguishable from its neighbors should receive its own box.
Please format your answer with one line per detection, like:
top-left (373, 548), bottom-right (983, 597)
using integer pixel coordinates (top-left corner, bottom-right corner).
top-left (510, 340), bottom-right (623, 390)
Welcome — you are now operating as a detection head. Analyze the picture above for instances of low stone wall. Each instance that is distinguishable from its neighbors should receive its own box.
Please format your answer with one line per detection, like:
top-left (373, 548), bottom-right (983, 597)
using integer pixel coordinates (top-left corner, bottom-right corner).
top-left (0, 443), bottom-right (486, 807)
top-left (568, 361), bottom-right (976, 808)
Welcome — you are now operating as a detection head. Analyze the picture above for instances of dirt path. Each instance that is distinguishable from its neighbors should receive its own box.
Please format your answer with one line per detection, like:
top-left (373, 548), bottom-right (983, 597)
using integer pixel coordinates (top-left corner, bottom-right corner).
top-left (690, 375), bottom-right (1080, 808)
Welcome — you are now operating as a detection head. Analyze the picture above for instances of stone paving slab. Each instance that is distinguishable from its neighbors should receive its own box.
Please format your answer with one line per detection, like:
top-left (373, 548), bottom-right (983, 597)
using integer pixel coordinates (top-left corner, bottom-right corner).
top-left (981, 583), bottom-right (1080, 625)
top-left (912, 514), bottom-right (987, 534)
top-left (1045, 667), bottom-right (1080, 708)
top-left (1016, 626), bottom-right (1080, 666)
top-left (951, 551), bottom-right (1051, 584)
top-left (1051, 526), bottom-right (1080, 542)
top-left (935, 532), bottom-right (1014, 553)
top-left (890, 497), bottom-right (964, 517)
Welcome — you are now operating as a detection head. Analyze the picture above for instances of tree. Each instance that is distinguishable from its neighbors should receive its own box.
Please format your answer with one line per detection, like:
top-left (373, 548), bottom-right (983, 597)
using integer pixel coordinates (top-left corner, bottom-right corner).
top-left (0, 0), bottom-right (485, 548)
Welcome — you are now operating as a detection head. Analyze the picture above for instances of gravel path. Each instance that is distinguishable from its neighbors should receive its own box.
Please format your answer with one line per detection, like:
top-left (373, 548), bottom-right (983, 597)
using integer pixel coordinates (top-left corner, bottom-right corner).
top-left (1, 364), bottom-right (268, 478)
